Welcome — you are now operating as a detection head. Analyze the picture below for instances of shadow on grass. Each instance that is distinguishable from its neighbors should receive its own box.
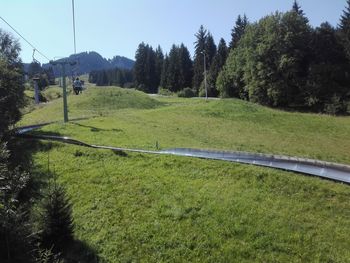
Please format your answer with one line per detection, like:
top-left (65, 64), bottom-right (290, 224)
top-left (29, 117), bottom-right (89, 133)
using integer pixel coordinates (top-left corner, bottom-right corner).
top-left (62, 239), bottom-right (100, 263)
top-left (9, 133), bottom-right (101, 262)
top-left (112, 149), bottom-right (128, 157)
top-left (71, 122), bottom-right (123, 133)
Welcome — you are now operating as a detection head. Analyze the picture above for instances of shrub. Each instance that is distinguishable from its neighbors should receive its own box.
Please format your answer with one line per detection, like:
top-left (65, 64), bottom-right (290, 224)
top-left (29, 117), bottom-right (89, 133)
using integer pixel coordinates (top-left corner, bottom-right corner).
top-left (123, 82), bottom-right (135, 89)
top-left (158, 88), bottom-right (173, 96)
top-left (178, 88), bottom-right (196, 98)
top-left (324, 94), bottom-right (347, 115)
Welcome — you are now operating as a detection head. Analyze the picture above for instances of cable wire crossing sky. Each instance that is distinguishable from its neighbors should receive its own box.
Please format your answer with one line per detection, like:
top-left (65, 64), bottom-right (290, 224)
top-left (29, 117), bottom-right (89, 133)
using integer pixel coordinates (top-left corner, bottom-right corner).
top-left (0, 0), bottom-right (347, 63)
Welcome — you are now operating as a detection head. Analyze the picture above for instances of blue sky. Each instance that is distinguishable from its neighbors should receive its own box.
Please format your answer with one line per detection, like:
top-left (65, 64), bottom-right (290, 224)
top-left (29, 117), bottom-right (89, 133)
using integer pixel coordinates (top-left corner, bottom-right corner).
top-left (1, 0), bottom-right (347, 63)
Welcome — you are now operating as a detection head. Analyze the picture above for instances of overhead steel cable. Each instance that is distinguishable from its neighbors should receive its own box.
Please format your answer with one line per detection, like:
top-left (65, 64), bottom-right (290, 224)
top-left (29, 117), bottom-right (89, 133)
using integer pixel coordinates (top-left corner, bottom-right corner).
top-left (72, 0), bottom-right (77, 54)
top-left (0, 15), bottom-right (51, 62)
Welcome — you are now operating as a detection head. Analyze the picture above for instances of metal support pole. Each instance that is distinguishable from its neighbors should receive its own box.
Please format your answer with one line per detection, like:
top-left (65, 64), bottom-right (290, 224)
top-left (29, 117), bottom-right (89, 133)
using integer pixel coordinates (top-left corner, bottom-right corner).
top-left (50, 60), bottom-right (76, 123)
top-left (61, 64), bottom-right (69, 123)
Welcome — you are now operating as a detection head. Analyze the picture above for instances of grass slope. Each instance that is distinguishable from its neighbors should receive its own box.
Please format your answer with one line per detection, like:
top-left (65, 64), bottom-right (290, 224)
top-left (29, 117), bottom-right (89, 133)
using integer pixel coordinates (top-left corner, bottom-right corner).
top-left (21, 85), bottom-right (350, 262)
top-left (22, 85), bottom-right (350, 164)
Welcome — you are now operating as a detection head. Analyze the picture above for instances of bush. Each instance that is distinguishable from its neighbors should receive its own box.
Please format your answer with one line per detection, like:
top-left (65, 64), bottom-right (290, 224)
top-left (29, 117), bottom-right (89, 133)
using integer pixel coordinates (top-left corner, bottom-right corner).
top-left (123, 82), bottom-right (135, 89)
top-left (158, 88), bottom-right (174, 96)
top-left (178, 88), bottom-right (196, 98)
top-left (324, 94), bottom-right (347, 115)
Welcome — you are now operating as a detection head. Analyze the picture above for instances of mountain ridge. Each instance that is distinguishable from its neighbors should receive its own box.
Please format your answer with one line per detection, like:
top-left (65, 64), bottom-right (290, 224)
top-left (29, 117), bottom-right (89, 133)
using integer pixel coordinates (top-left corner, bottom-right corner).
top-left (37, 51), bottom-right (134, 76)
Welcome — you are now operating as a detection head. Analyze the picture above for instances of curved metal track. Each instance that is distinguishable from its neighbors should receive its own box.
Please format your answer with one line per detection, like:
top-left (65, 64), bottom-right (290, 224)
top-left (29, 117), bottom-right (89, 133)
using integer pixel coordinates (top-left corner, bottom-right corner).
top-left (15, 125), bottom-right (350, 184)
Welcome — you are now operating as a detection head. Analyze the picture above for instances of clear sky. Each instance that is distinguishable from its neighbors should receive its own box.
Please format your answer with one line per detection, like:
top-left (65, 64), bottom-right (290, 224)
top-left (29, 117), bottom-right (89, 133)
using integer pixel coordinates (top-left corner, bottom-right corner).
top-left (0, 0), bottom-right (347, 63)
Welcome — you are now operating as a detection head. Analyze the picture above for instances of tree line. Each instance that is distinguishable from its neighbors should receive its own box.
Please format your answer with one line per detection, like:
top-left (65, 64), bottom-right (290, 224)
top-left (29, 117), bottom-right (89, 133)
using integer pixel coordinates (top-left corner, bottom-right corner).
top-left (129, 0), bottom-right (350, 114)
top-left (89, 67), bottom-right (134, 87)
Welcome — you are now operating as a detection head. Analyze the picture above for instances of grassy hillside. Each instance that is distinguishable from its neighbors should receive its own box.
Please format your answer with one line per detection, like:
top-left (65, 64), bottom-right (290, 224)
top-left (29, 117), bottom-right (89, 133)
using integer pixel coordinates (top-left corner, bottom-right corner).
top-left (21, 85), bottom-right (350, 164)
top-left (20, 85), bottom-right (350, 262)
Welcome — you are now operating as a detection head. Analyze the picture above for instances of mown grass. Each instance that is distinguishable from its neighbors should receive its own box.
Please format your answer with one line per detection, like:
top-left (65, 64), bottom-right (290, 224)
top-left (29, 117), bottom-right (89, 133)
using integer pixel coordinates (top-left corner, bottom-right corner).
top-left (21, 85), bottom-right (350, 262)
top-left (21, 86), bottom-right (350, 164)
top-left (32, 144), bottom-right (350, 262)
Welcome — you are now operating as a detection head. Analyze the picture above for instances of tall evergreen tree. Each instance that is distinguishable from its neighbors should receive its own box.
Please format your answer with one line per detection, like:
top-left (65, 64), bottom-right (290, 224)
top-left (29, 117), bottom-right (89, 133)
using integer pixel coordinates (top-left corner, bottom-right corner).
top-left (145, 45), bottom-right (157, 93)
top-left (160, 54), bottom-right (169, 89)
top-left (162, 44), bottom-right (193, 92)
top-left (155, 46), bottom-right (164, 89)
top-left (229, 14), bottom-right (248, 50)
top-left (133, 43), bottom-right (157, 93)
top-left (205, 32), bottom-right (217, 68)
top-left (207, 38), bottom-right (228, 97)
top-left (41, 183), bottom-right (74, 252)
top-left (339, 0), bottom-right (350, 60)
top-left (306, 22), bottom-right (350, 113)
top-left (292, 0), bottom-right (304, 16)
top-left (134, 42), bottom-right (147, 89)
top-left (178, 43), bottom-right (193, 89)
top-left (192, 25), bottom-right (207, 90)
top-left (292, 0), bottom-right (309, 23)
top-left (166, 44), bottom-right (179, 92)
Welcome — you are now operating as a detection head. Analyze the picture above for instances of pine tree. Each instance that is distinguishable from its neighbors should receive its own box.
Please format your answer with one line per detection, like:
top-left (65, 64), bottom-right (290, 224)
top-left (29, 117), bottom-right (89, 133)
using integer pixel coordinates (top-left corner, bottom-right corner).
top-left (207, 38), bottom-right (228, 97)
top-left (145, 45), bottom-right (157, 93)
top-left (133, 43), bottom-right (158, 93)
top-left (229, 14), bottom-right (248, 50)
top-left (178, 44), bottom-right (193, 89)
top-left (292, 0), bottom-right (309, 23)
top-left (205, 32), bottom-right (217, 68)
top-left (134, 42), bottom-right (147, 89)
top-left (292, 0), bottom-right (304, 16)
top-left (339, 0), bottom-right (350, 59)
top-left (155, 46), bottom-right (164, 89)
top-left (160, 54), bottom-right (169, 89)
top-left (192, 25), bottom-right (207, 90)
top-left (306, 22), bottom-right (350, 113)
top-left (340, 0), bottom-right (350, 30)
top-left (166, 44), bottom-right (179, 92)
top-left (41, 182), bottom-right (74, 252)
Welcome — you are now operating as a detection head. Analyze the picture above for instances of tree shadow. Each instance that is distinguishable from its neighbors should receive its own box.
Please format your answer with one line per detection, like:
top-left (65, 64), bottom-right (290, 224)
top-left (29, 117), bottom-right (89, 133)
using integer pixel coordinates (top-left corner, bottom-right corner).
top-left (70, 122), bottom-right (123, 133)
top-left (7, 136), bottom-right (63, 203)
top-left (112, 149), bottom-right (128, 157)
top-left (62, 239), bottom-right (100, 263)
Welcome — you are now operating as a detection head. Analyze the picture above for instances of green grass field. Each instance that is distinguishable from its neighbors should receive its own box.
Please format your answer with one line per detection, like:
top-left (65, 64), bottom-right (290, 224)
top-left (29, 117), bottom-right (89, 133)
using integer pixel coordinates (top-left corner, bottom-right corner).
top-left (20, 85), bottom-right (350, 262)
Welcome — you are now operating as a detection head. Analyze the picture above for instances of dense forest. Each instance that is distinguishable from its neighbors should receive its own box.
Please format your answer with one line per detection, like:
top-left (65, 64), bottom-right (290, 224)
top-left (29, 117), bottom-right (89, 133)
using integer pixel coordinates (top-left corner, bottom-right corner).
top-left (89, 67), bottom-right (134, 87)
top-left (123, 0), bottom-right (350, 114)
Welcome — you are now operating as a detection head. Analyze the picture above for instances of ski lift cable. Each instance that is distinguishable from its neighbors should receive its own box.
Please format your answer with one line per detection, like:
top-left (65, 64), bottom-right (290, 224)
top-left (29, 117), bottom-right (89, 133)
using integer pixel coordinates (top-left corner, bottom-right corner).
top-left (72, 0), bottom-right (77, 55)
top-left (71, 0), bottom-right (80, 78)
top-left (0, 15), bottom-right (51, 62)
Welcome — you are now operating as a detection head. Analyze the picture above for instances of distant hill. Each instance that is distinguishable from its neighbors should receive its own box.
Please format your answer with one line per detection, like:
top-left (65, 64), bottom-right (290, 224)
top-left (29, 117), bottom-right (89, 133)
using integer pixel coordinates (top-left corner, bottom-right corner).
top-left (38, 51), bottom-right (134, 77)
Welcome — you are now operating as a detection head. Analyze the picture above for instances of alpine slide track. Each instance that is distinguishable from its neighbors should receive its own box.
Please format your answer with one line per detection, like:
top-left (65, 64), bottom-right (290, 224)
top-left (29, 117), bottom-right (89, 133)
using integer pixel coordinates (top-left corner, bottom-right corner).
top-left (15, 122), bottom-right (350, 185)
